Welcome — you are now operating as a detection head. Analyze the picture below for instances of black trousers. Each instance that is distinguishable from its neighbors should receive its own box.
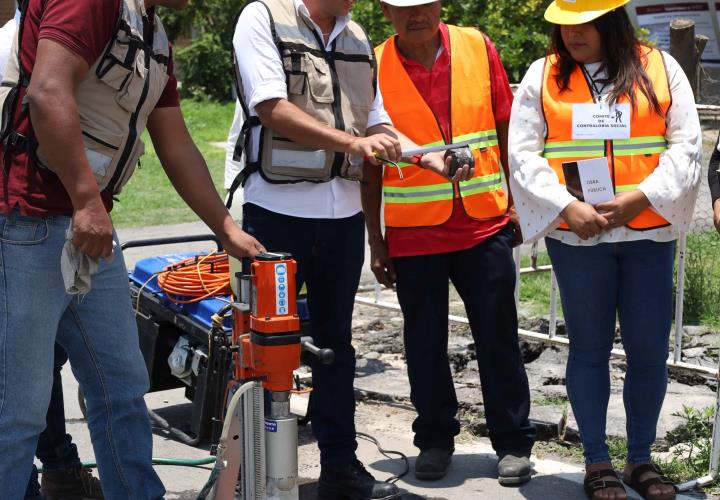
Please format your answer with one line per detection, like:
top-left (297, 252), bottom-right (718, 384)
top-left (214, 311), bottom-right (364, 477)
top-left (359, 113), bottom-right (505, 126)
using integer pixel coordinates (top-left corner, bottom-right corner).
top-left (243, 203), bottom-right (364, 466)
top-left (393, 223), bottom-right (536, 454)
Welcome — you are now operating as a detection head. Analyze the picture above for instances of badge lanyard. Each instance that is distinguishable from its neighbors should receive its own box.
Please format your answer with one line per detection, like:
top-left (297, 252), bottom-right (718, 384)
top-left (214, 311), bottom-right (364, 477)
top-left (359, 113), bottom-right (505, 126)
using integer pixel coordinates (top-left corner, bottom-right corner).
top-left (581, 65), bottom-right (609, 102)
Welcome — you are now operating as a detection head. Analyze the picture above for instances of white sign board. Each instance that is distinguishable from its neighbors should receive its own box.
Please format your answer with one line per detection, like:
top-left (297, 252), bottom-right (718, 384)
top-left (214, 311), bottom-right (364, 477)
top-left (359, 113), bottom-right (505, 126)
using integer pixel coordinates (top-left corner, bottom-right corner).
top-left (630, 2), bottom-right (720, 66)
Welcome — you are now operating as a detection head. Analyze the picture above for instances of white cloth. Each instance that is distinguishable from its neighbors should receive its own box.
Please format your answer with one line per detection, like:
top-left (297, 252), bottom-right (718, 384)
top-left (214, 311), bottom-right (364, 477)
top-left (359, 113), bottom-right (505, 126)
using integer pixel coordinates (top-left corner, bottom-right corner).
top-left (509, 52), bottom-right (702, 245)
top-left (61, 223), bottom-right (100, 295)
top-left (232, 0), bottom-right (392, 219)
top-left (0, 10), bottom-right (20, 78)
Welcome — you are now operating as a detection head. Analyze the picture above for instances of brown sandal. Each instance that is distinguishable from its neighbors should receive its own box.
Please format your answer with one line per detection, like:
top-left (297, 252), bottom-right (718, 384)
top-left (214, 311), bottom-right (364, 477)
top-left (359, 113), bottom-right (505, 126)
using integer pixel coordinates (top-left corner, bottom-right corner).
top-left (584, 468), bottom-right (627, 499)
top-left (623, 464), bottom-right (677, 500)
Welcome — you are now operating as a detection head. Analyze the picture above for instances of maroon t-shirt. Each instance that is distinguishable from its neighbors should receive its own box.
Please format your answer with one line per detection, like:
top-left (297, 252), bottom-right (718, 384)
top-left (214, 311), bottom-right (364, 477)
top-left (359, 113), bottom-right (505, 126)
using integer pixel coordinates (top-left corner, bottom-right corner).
top-left (0, 0), bottom-right (180, 217)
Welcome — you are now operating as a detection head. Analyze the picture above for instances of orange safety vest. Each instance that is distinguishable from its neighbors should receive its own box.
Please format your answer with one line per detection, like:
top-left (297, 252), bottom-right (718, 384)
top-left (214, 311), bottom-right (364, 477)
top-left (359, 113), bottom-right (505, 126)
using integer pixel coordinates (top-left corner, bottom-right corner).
top-left (541, 47), bottom-right (671, 231)
top-left (375, 26), bottom-right (507, 228)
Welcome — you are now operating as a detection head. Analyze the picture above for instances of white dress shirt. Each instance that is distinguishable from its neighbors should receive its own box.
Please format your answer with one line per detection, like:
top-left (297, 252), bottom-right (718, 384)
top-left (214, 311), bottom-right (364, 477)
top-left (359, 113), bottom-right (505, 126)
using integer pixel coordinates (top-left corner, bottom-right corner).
top-left (509, 52), bottom-right (702, 245)
top-left (232, 0), bottom-right (392, 219)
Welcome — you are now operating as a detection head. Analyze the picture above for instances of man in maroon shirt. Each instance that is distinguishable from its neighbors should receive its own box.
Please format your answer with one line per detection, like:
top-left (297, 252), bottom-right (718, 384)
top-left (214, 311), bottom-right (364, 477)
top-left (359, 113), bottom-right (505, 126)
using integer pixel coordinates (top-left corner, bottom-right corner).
top-left (0, 0), bottom-right (264, 497)
top-left (362, 0), bottom-right (535, 484)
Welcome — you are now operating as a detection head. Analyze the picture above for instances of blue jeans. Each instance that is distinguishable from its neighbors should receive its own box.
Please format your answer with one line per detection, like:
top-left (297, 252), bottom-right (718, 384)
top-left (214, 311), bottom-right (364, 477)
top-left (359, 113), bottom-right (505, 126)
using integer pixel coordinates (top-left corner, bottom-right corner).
top-left (0, 210), bottom-right (164, 499)
top-left (243, 203), bottom-right (364, 466)
top-left (546, 237), bottom-right (675, 465)
top-left (25, 344), bottom-right (81, 498)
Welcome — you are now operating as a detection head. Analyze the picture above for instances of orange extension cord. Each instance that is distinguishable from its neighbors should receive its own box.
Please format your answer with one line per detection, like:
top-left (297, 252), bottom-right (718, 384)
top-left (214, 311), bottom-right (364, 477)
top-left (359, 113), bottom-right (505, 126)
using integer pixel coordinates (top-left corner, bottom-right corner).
top-left (157, 253), bottom-right (232, 304)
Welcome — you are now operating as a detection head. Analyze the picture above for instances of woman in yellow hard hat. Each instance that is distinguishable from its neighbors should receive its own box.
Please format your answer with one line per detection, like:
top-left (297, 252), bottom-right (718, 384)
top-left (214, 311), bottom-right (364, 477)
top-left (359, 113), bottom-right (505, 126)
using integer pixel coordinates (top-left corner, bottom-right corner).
top-left (509, 1), bottom-right (701, 499)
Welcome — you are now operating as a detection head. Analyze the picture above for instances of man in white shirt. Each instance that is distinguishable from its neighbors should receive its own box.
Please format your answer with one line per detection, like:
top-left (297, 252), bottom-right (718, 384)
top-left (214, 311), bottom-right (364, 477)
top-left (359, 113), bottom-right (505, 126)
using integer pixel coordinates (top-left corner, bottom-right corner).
top-left (231, 0), bottom-right (466, 498)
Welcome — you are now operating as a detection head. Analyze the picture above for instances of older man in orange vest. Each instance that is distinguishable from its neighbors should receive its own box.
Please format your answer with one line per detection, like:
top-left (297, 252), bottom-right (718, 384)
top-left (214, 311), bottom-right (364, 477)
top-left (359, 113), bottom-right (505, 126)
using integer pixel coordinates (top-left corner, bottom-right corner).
top-left (361, 0), bottom-right (536, 484)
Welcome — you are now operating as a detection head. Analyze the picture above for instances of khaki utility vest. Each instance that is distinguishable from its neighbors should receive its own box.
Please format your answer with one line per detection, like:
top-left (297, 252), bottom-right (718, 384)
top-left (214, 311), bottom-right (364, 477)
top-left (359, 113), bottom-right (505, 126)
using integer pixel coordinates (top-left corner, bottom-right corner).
top-left (226, 0), bottom-right (376, 205)
top-left (0, 0), bottom-right (170, 195)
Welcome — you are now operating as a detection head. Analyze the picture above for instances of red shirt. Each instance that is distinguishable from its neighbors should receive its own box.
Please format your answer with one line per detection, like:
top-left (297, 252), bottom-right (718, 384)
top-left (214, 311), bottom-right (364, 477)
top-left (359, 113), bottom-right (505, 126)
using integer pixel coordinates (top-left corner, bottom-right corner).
top-left (386, 24), bottom-right (513, 258)
top-left (0, 0), bottom-right (180, 217)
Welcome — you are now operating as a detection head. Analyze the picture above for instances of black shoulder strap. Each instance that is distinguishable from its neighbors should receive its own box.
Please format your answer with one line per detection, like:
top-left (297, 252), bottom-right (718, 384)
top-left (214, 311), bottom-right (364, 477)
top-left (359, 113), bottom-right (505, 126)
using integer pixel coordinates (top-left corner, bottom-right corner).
top-left (226, 1), bottom-right (276, 208)
top-left (2, 0), bottom-right (36, 153)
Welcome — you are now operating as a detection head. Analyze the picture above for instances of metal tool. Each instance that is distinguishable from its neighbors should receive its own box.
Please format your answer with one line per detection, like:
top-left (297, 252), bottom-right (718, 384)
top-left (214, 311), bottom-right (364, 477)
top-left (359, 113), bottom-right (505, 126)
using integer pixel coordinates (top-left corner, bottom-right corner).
top-left (401, 137), bottom-right (477, 157)
top-left (210, 253), bottom-right (334, 500)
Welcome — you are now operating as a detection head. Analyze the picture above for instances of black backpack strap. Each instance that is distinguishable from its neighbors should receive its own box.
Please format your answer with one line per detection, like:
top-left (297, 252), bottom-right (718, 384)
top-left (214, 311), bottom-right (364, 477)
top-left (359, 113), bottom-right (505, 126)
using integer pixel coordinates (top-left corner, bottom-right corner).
top-left (225, 115), bottom-right (261, 209)
top-left (226, 1), bottom-right (279, 208)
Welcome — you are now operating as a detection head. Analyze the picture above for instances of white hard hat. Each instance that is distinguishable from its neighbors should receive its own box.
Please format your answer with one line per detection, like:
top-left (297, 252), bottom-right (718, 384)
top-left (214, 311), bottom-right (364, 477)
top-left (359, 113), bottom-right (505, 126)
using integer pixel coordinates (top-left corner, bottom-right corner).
top-left (381, 0), bottom-right (439, 6)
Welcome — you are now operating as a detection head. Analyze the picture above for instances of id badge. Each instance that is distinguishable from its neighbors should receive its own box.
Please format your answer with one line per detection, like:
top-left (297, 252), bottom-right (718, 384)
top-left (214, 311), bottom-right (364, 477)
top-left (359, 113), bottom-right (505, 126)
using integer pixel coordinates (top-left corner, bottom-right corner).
top-left (572, 102), bottom-right (631, 140)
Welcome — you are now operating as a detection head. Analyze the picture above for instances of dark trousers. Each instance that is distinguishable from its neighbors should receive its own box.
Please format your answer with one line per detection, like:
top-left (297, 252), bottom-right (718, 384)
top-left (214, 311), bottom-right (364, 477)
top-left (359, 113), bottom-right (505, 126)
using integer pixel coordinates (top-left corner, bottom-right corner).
top-left (393, 223), bottom-right (536, 453)
top-left (25, 344), bottom-right (81, 498)
top-left (243, 203), bottom-right (364, 465)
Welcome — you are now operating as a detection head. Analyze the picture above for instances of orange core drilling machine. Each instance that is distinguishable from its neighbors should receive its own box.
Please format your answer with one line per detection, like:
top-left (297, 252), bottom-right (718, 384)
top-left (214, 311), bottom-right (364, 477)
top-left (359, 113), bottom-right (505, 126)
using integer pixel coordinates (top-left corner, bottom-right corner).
top-left (208, 252), bottom-right (333, 500)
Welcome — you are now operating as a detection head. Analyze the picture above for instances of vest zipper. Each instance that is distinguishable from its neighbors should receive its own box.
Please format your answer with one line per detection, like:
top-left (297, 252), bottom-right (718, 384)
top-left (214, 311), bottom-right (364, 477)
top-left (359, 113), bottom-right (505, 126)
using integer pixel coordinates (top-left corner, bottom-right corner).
top-left (82, 131), bottom-right (119, 151)
top-left (106, 51), bottom-right (151, 194)
top-left (305, 21), bottom-right (346, 174)
top-left (312, 34), bottom-right (345, 176)
top-left (580, 66), bottom-right (616, 191)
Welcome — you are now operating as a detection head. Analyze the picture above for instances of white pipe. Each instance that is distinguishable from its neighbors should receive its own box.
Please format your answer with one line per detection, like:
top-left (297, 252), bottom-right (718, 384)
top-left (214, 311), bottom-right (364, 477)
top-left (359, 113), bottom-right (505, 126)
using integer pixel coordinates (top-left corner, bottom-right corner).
top-left (354, 296), bottom-right (718, 377)
top-left (677, 474), bottom-right (716, 492)
top-left (549, 270), bottom-right (558, 339)
top-left (674, 233), bottom-right (687, 364)
top-left (513, 246), bottom-right (522, 307)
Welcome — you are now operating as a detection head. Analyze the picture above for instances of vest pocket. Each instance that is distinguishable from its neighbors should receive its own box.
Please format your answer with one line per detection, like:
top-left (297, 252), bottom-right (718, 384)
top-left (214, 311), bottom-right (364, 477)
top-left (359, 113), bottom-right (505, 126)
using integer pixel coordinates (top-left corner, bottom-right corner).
top-left (337, 60), bottom-right (373, 111)
top-left (82, 129), bottom-right (124, 189)
top-left (97, 39), bottom-right (147, 113)
top-left (305, 54), bottom-right (334, 103)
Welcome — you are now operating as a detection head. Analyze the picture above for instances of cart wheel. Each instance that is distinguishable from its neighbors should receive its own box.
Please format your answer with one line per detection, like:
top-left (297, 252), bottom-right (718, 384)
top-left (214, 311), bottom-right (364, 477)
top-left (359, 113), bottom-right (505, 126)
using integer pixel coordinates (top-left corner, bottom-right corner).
top-left (78, 387), bottom-right (87, 420)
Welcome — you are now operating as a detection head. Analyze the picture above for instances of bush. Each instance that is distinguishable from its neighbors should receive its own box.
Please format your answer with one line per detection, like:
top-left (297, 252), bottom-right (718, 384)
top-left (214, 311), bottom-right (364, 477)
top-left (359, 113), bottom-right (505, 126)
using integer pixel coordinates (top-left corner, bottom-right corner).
top-left (175, 32), bottom-right (236, 101)
top-left (158, 0), bottom-right (245, 101)
top-left (159, 0), bottom-right (551, 101)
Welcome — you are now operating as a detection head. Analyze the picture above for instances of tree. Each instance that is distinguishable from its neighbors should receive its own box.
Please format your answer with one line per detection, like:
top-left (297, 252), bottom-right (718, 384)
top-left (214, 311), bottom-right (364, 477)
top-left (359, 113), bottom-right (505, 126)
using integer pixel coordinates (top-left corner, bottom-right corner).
top-left (160, 0), bottom-right (550, 101)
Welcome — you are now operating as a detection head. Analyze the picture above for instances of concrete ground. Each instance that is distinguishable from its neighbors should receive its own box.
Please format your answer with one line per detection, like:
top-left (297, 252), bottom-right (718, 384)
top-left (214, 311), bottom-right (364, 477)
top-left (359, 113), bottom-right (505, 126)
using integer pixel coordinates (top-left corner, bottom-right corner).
top-left (32, 220), bottom-right (709, 499)
top-left (56, 353), bottom-right (706, 500)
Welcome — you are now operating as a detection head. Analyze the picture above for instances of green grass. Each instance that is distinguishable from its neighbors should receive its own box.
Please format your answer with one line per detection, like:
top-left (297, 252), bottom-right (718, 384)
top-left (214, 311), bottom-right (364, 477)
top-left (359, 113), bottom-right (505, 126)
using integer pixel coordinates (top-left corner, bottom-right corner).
top-left (532, 394), bottom-right (568, 408)
top-left (110, 100), bottom-right (235, 228)
top-left (518, 250), bottom-right (563, 317)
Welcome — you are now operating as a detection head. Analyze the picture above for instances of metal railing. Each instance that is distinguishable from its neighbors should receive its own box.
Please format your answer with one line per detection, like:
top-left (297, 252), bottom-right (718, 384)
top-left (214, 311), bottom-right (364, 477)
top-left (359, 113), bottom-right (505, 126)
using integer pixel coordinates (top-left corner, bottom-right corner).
top-left (353, 231), bottom-right (720, 490)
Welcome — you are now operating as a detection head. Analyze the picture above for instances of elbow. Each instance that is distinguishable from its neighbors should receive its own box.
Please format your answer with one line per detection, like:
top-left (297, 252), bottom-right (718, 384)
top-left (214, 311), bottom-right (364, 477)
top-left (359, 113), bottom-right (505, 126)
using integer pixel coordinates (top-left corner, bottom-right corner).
top-left (26, 80), bottom-right (67, 119)
top-left (254, 98), bottom-right (281, 129)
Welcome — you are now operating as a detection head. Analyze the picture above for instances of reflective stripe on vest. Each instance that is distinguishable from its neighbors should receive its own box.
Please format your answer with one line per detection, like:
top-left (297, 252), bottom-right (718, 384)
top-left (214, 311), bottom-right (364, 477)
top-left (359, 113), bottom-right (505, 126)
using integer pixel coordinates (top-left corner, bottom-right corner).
top-left (376, 25), bottom-right (507, 228)
top-left (541, 47), bottom-right (671, 231)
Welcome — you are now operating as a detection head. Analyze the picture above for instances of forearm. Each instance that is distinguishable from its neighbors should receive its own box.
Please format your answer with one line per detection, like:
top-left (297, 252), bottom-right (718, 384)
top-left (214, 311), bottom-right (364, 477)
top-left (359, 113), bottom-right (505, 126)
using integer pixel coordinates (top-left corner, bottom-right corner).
top-left (27, 88), bottom-right (101, 209)
top-left (366, 123), bottom-right (415, 154)
top-left (497, 120), bottom-right (513, 206)
top-left (709, 140), bottom-right (720, 207)
top-left (361, 162), bottom-right (384, 245)
top-left (257, 98), bottom-right (356, 154)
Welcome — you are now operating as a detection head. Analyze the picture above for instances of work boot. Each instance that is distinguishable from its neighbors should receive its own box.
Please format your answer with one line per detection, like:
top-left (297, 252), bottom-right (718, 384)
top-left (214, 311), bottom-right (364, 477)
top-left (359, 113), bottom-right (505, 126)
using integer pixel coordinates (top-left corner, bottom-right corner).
top-left (318, 459), bottom-right (401, 500)
top-left (414, 447), bottom-right (454, 480)
top-left (41, 465), bottom-right (104, 499)
top-left (497, 452), bottom-right (532, 486)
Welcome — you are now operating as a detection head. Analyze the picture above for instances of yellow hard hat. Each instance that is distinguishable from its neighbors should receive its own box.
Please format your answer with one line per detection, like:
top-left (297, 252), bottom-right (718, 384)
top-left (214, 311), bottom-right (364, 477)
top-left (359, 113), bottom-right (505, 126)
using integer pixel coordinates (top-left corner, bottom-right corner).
top-left (544, 0), bottom-right (631, 25)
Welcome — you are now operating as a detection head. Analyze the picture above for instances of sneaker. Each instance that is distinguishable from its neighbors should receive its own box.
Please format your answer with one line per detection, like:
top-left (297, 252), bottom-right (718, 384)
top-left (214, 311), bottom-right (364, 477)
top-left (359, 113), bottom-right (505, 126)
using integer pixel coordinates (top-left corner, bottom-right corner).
top-left (318, 459), bottom-right (400, 500)
top-left (40, 465), bottom-right (104, 499)
top-left (497, 452), bottom-right (532, 486)
top-left (414, 447), bottom-right (454, 480)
